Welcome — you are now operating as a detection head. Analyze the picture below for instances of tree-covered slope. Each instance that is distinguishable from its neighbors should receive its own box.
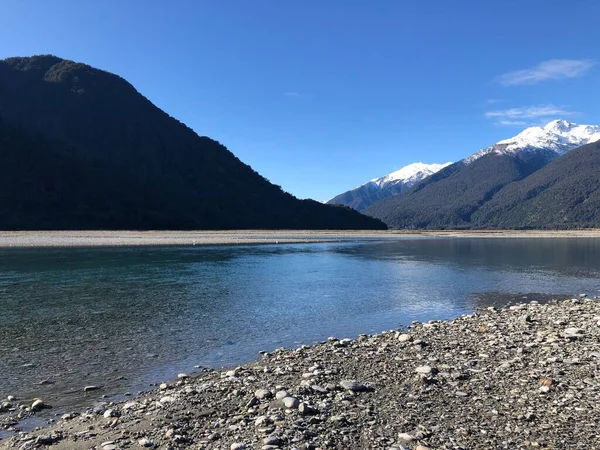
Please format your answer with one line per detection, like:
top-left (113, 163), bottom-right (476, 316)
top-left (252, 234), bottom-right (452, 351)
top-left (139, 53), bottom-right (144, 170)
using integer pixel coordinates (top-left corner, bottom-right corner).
top-left (0, 55), bottom-right (385, 230)
top-left (471, 141), bottom-right (600, 229)
top-left (327, 162), bottom-right (451, 212)
top-left (327, 182), bottom-right (393, 212)
top-left (364, 151), bottom-right (552, 229)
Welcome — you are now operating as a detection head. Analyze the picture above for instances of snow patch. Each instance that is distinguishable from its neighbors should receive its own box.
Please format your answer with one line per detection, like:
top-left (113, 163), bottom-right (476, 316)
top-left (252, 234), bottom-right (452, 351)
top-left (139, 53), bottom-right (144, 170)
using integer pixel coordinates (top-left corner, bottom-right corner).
top-left (370, 162), bottom-right (452, 187)
top-left (465, 119), bottom-right (600, 164)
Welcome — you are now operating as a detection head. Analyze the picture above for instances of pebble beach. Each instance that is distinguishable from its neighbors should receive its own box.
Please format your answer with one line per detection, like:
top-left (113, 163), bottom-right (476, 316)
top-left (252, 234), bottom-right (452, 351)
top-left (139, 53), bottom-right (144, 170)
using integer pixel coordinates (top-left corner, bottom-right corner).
top-left (2, 296), bottom-right (599, 449)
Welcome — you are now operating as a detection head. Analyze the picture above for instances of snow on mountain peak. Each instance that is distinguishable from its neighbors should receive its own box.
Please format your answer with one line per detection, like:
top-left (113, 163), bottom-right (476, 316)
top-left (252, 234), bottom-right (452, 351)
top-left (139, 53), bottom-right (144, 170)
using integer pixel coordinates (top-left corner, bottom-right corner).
top-left (544, 119), bottom-right (574, 133)
top-left (370, 161), bottom-right (452, 187)
top-left (465, 119), bottom-right (600, 164)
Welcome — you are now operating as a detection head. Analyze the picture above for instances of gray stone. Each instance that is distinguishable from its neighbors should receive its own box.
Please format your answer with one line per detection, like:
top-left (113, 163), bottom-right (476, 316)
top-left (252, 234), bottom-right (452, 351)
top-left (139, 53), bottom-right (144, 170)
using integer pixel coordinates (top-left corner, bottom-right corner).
top-left (339, 379), bottom-right (372, 392)
top-left (311, 384), bottom-right (328, 393)
top-left (299, 402), bottom-right (318, 415)
top-left (263, 435), bottom-right (282, 446)
top-left (93, 405), bottom-right (106, 415)
top-left (36, 436), bottom-right (54, 445)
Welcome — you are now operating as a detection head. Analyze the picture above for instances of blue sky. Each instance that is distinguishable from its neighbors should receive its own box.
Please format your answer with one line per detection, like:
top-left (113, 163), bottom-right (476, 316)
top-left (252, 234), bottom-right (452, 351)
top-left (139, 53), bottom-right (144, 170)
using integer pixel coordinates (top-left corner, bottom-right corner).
top-left (2, 1), bottom-right (599, 201)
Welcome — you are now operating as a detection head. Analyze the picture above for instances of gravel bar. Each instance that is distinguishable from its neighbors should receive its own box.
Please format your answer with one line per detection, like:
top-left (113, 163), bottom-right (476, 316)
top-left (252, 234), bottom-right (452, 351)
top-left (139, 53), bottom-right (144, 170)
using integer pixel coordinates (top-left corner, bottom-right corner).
top-left (1, 230), bottom-right (600, 248)
top-left (2, 296), bottom-right (600, 449)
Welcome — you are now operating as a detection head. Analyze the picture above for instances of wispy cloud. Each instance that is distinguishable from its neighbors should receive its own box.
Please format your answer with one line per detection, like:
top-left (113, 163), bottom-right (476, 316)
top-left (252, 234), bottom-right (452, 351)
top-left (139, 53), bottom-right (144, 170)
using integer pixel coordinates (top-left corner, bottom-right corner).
top-left (496, 59), bottom-right (595, 86)
top-left (485, 104), bottom-right (577, 126)
top-left (284, 91), bottom-right (313, 99)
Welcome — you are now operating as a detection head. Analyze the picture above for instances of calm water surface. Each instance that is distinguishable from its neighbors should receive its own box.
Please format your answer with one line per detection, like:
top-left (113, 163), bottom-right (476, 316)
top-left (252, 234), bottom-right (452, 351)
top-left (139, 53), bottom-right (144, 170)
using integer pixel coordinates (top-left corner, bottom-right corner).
top-left (1, 237), bottom-right (600, 416)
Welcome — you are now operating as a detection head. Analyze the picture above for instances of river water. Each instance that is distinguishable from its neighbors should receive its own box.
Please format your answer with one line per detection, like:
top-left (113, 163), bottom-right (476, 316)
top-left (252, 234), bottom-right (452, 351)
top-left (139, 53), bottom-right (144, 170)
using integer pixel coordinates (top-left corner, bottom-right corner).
top-left (1, 237), bottom-right (600, 416)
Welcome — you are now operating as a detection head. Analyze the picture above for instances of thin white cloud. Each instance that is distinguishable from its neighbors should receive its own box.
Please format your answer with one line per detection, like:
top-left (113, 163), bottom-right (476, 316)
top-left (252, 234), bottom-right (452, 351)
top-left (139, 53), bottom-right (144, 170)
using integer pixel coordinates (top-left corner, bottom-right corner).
top-left (496, 120), bottom-right (527, 126)
top-left (485, 104), bottom-right (577, 126)
top-left (496, 59), bottom-right (595, 86)
top-left (284, 92), bottom-right (313, 99)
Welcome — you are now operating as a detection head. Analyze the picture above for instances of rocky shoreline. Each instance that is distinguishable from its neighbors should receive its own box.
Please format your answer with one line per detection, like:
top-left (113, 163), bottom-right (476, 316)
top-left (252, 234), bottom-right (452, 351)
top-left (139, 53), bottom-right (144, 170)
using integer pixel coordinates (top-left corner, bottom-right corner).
top-left (2, 297), bottom-right (600, 449)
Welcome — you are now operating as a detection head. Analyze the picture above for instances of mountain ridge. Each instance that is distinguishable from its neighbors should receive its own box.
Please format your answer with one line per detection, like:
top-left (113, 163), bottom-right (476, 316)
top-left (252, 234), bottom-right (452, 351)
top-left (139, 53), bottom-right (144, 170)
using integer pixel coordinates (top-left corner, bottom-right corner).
top-left (0, 55), bottom-right (386, 230)
top-left (327, 161), bottom-right (451, 211)
top-left (364, 120), bottom-right (600, 229)
top-left (464, 119), bottom-right (600, 164)
top-left (470, 140), bottom-right (600, 229)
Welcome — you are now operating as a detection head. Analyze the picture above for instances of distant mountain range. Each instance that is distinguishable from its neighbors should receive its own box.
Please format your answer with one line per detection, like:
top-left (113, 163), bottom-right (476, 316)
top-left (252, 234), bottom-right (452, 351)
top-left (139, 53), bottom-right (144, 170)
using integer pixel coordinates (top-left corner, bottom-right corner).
top-left (327, 162), bottom-right (451, 211)
top-left (363, 120), bottom-right (600, 229)
top-left (0, 55), bottom-right (386, 230)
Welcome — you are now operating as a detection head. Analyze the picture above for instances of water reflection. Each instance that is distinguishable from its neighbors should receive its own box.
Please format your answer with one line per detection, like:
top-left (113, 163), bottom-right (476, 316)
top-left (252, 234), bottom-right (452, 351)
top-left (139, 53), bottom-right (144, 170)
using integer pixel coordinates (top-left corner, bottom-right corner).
top-left (0, 238), bottom-right (599, 415)
top-left (335, 238), bottom-right (600, 276)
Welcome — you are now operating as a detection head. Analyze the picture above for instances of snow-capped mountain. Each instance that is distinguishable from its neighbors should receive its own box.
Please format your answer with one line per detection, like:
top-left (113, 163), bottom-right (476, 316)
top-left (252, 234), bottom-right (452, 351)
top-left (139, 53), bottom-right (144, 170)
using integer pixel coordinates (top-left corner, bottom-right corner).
top-left (364, 119), bottom-right (600, 230)
top-left (327, 162), bottom-right (452, 211)
top-left (465, 120), bottom-right (600, 164)
top-left (370, 162), bottom-right (452, 187)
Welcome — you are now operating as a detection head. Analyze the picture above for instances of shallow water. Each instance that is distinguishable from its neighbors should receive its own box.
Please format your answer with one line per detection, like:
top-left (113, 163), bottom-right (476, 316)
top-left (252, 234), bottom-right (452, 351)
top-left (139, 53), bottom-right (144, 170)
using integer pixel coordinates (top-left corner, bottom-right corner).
top-left (1, 237), bottom-right (600, 417)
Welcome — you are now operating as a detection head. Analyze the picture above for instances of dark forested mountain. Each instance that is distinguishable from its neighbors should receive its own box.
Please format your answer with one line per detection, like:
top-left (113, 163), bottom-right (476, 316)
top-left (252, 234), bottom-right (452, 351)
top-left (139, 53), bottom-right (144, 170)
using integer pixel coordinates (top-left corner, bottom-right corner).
top-left (364, 152), bottom-right (552, 229)
top-left (0, 55), bottom-right (385, 230)
top-left (327, 162), bottom-right (451, 211)
top-left (471, 141), bottom-right (600, 229)
top-left (364, 120), bottom-right (600, 229)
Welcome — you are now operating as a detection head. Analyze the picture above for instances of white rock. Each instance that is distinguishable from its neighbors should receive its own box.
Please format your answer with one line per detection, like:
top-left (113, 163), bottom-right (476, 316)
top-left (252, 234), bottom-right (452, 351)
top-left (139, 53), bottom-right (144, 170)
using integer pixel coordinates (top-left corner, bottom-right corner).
top-left (122, 401), bottom-right (139, 410)
top-left (103, 409), bottom-right (119, 418)
top-left (31, 399), bottom-right (45, 411)
top-left (415, 365), bottom-right (434, 375)
top-left (564, 327), bottom-right (585, 338)
top-left (282, 396), bottom-right (299, 409)
top-left (398, 432), bottom-right (415, 443)
top-left (275, 390), bottom-right (289, 400)
top-left (255, 389), bottom-right (272, 400)
top-left (139, 438), bottom-right (154, 447)
top-left (255, 416), bottom-right (271, 427)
